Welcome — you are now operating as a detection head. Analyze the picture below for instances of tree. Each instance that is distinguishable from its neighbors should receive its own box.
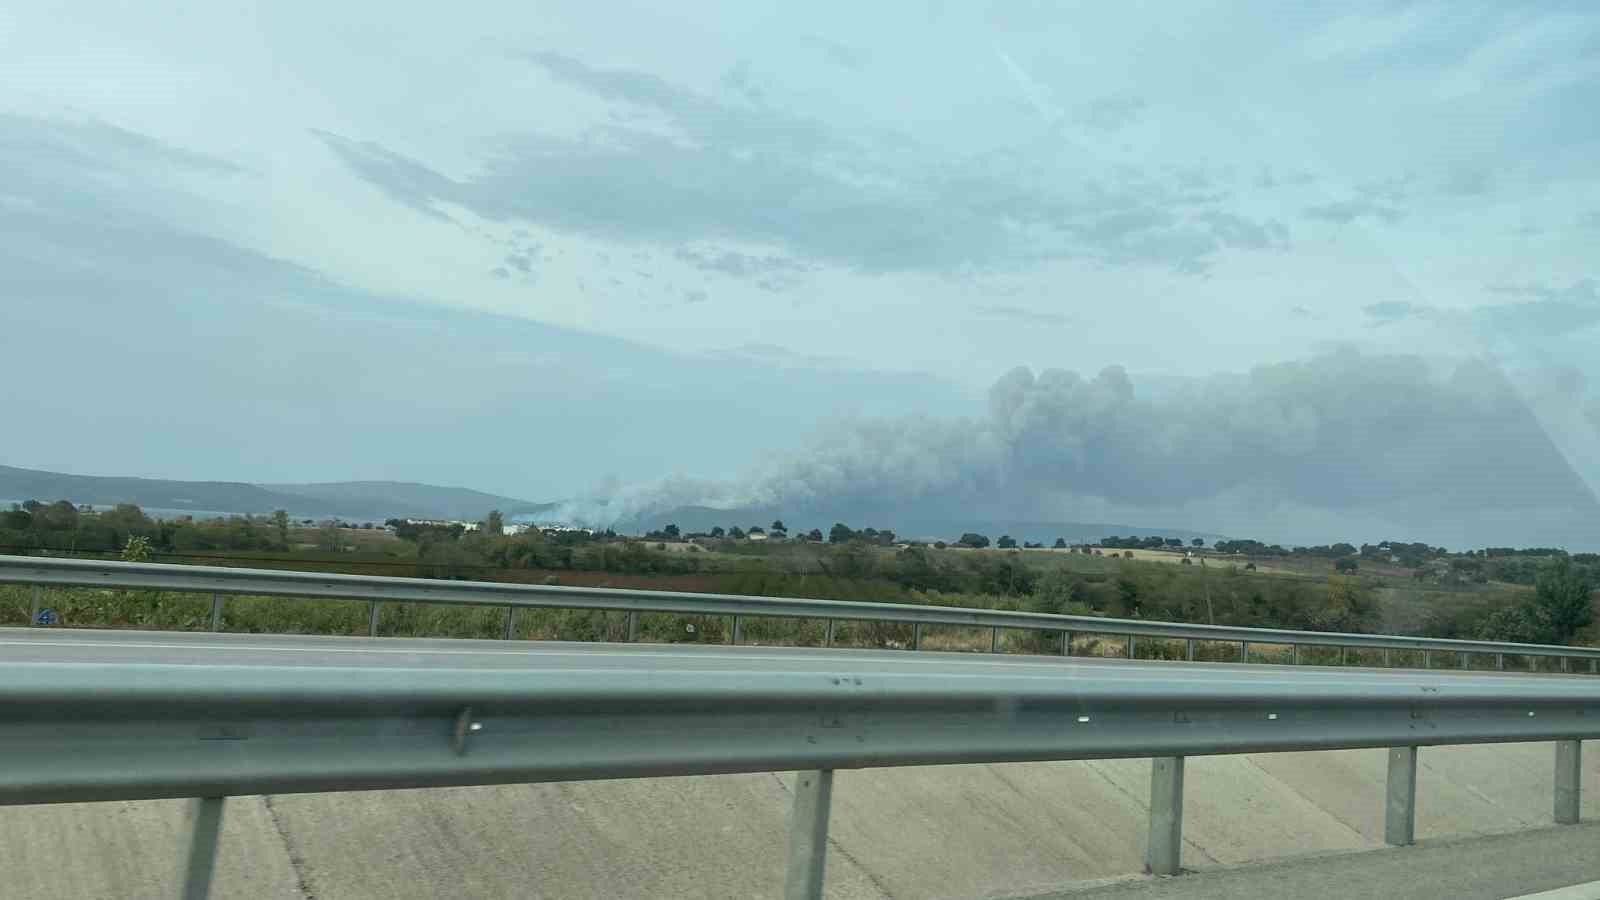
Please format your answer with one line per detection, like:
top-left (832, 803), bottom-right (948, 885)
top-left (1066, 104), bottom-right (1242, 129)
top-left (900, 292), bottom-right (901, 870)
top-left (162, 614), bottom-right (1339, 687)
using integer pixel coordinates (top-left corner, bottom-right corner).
top-left (957, 532), bottom-right (990, 549)
top-left (729, 526), bottom-right (746, 539)
top-left (749, 525), bottom-right (765, 535)
top-left (272, 509), bottom-right (290, 545)
top-left (1164, 538), bottom-right (1183, 548)
top-left (121, 535), bottom-right (153, 562)
top-left (997, 535), bottom-right (1017, 549)
top-left (1191, 538), bottom-right (1205, 548)
top-left (662, 523), bottom-right (680, 538)
top-left (485, 510), bottom-right (505, 536)
top-left (829, 523), bottom-right (854, 544)
top-left (1333, 557), bottom-right (1359, 574)
top-left (709, 526), bottom-right (725, 538)
top-left (806, 528), bottom-right (823, 542)
top-left (1536, 557), bottom-right (1594, 643)
top-left (1053, 537), bottom-right (1067, 549)
top-left (771, 520), bottom-right (786, 533)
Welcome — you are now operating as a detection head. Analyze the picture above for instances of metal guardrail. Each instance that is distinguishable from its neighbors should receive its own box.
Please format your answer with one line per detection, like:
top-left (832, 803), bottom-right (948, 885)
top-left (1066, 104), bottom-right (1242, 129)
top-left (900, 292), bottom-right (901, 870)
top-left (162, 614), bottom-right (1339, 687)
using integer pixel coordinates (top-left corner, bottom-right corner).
top-left (3, 554), bottom-right (1598, 671)
top-left (2, 629), bottom-right (1598, 898)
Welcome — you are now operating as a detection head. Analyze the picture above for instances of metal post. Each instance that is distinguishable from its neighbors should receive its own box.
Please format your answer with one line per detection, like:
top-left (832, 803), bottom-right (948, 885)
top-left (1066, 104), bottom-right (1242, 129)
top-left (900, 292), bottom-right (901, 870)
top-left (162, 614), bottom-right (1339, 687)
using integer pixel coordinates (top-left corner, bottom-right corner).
top-left (1385, 747), bottom-right (1418, 846)
top-left (367, 600), bottom-right (380, 637)
top-left (990, 626), bottom-right (1000, 653)
top-left (911, 623), bottom-right (922, 650)
top-left (208, 593), bottom-right (224, 632)
top-left (1062, 631), bottom-right (1072, 656)
top-left (1146, 756), bottom-right (1185, 876)
top-left (784, 770), bottom-right (834, 900)
top-left (1561, 657), bottom-right (1570, 674)
top-left (1339, 646), bottom-right (1348, 667)
top-left (732, 615), bottom-right (743, 645)
top-left (1556, 740), bottom-right (1581, 825)
top-left (1241, 641), bottom-right (1250, 663)
top-left (1290, 644), bottom-right (1299, 666)
top-left (183, 797), bottom-right (225, 900)
top-left (1185, 639), bottom-right (1195, 661)
top-left (1592, 658), bottom-right (1598, 675)
top-left (1496, 653), bottom-right (1505, 671)
top-left (1458, 651), bottom-right (1468, 669)
top-left (627, 610), bottom-right (640, 641)
top-left (1424, 650), bottom-right (1432, 669)
top-left (824, 619), bottom-right (835, 647)
top-left (1383, 648), bottom-right (1392, 667)
top-left (1126, 634), bottom-right (1136, 659)
top-left (502, 607), bottom-right (517, 640)
top-left (30, 585), bottom-right (42, 626)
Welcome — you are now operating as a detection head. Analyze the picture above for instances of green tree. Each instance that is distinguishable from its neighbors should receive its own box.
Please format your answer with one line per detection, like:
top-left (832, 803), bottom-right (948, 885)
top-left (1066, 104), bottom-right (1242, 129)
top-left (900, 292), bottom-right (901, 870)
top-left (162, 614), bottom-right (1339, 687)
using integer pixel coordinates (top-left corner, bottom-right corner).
top-left (957, 532), bottom-right (990, 549)
top-left (829, 523), bottom-right (854, 544)
top-left (1536, 556), bottom-right (1594, 643)
top-left (485, 510), bottom-right (505, 536)
top-left (662, 523), bottom-right (680, 538)
top-left (1191, 538), bottom-right (1205, 548)
top-left (771, 519), bottom-right (786, 533)
top-left (997, 535), bottom-right (1017, 549)
top-left (121, 535), bottom-right (153, 562)
top-left (1052, 537), bottom-right (1067, 549)
top-left (271, 509), bottom-right (290, 546)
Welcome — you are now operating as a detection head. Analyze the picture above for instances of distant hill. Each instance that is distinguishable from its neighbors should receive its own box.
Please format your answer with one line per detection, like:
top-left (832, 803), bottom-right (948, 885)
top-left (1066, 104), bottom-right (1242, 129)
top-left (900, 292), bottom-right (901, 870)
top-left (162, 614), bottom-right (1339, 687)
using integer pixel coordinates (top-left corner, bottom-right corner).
top-left (0, 465), bottom-right (549, 522)
top-left (614, 503), bottom-right (1226, 546)
top-left (263, 481), bottom-right (554, 521)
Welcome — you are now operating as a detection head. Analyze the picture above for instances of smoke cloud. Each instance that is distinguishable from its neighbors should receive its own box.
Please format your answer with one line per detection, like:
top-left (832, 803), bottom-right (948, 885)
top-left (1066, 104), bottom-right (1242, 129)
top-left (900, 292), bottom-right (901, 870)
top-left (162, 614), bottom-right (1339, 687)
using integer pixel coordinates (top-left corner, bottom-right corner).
top-left (559, 350), bottom-right (1600, 548)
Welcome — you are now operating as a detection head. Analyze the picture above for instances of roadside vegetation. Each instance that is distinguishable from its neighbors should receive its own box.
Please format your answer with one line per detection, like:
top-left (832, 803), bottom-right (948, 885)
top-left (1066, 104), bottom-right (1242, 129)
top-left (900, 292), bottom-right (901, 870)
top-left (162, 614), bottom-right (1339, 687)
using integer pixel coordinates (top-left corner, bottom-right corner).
top-left (2, 500), bottom-right (1595, 655)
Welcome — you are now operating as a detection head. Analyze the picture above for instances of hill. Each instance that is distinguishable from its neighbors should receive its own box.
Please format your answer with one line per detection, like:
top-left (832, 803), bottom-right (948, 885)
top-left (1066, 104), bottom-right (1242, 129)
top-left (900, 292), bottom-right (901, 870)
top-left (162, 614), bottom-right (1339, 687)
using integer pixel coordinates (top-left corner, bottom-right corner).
top-left (263, 481), bottom-right (554, 521)
top-left (0, 465), bottom-right (548, 522)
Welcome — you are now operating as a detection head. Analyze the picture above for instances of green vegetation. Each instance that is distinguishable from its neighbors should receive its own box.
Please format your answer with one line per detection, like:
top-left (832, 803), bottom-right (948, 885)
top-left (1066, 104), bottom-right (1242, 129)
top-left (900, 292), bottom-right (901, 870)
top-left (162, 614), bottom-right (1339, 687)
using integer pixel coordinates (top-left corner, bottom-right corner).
top-left (4, 501), bottom-right (1596, 653)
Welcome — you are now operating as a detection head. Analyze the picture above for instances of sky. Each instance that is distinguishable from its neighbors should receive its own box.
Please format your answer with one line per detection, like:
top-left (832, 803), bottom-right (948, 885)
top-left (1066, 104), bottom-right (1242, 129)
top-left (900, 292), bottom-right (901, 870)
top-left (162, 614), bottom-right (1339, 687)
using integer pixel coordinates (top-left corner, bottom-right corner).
top-left (3, 1), bottom-right (1599, 547)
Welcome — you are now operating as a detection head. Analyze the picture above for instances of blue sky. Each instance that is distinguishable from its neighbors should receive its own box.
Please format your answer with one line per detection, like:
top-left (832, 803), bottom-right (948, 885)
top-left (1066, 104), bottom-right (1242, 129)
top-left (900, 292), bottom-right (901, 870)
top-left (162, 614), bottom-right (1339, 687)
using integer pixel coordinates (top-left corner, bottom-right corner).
top-left (3, 1), bottom-right (1598, 545)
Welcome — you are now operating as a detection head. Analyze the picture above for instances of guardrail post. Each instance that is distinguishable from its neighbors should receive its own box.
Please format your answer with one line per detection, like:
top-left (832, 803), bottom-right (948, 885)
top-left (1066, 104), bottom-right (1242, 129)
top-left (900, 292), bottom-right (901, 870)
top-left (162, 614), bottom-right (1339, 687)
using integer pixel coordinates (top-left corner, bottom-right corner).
top-left (208, 593), bottom-right (224, 632)
top-left (1146, 756), bottom-right (1185, 876)
top-left (1423, 650), bottom-right (1432, 669)
top-left (1062, 630), bottom-right (1072, 656)
top-left (1496, 653), bottom-right (1505, 670)
top-left (1290, 644), bottom-right (1299, 665)
top-left (1339, 646), bottom-right (1348, 667)
top-left (990, 626), bottom-right (1000, 653)
top-left (1556, 740), bottom-right (1581, 825)
top-left (1240, 641), bottom-right (1250, 663)
top-left (911, 623), bottom-right (923, 650)
top-left (183, 796), bottom-right (225, 900)
top-left (731, 615), bottom-right (743, 645)
top-left (627, 610), bottom-right (640, 641)
top-left (1458, 651), bottom-right (1468, 669)
top-left (1185, 639), bottom-right (1195, 661)
top-left (367, 600), bottom-right (380, 637)
top-left (1383, 648), bottom-right (1392, 667)
top-left (785, 770), bottom-right (834, 900)
top-left (824, 619), bottom-right (835, 647)
top-left (1126, 634), bottom-right (1136, 659)
top-left (30, 584), bottom-right (42, 626)
top-left (1385, 747), bottom-right (1418, 846)
top-left (502, 607), bottom-right (517, 640)
top-left (1561, 657), bottom-right (1570, 674)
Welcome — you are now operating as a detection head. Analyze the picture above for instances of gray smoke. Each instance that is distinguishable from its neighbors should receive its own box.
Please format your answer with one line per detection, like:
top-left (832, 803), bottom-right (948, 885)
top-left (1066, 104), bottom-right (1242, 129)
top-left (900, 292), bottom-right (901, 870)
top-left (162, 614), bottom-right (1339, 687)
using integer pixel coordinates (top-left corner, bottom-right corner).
top-left (559, 349), bottom-right (1600, 548)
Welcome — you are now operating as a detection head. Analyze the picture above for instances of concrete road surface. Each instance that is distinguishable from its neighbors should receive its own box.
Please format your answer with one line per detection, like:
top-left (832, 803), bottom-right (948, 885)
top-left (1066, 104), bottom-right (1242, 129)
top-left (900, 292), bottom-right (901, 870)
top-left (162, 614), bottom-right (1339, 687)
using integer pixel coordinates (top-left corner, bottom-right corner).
top-left (1020, 823), bottom-right (1600, 900)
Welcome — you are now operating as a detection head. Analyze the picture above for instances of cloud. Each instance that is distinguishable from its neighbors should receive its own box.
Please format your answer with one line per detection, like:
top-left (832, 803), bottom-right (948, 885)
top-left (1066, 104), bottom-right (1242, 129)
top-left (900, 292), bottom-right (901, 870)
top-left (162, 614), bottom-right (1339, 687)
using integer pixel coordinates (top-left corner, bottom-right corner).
top-left (1479, 278), bottom-right (1600, 337)
top-left (978, 305), bottom-right (1069, 326)
top-left (315, 53), bottom-right (1292, 277)
top-left (1362, 300), bottom-right (1429, 324)
top-left (1304, 199), bottom-right (1404, 224)
top-left (673, 247), bottom-right (814, 289)
top-left (559, 350), bottom-right (1600, 548)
